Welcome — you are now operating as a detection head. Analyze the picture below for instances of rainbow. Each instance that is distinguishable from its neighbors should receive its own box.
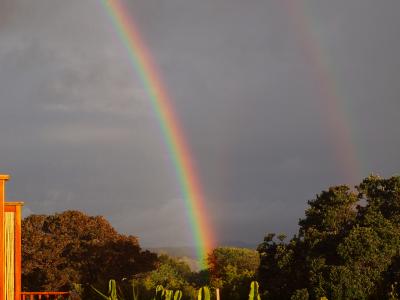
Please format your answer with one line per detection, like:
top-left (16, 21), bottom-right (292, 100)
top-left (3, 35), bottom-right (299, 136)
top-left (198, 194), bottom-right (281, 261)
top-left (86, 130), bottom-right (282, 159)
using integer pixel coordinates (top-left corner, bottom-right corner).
top-left (282, 0), bottom-right (361, 184)
top-left (100, 0), bottom-right (215, 268)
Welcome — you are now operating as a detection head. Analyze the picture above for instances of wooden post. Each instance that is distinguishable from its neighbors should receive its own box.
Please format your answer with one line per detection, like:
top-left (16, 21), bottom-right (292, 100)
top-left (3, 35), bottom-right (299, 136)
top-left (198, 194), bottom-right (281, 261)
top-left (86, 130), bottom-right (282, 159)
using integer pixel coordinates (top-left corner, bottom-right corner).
top-left (0, 175), bottom-right (10, 300)
top-left (14, 204), bottom-right (21, 300)
top-left (216, 288), bottom-right (220, 300)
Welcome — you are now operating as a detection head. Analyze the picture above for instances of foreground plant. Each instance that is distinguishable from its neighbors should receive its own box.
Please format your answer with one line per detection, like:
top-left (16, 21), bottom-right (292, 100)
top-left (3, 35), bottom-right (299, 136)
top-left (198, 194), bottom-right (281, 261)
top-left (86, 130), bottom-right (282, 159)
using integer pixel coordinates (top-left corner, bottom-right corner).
top-left (197, 286), bottom-right (210, 300)
top-left (248, 281), bottom-right (261, 300)
top-left (152, 285), bottom-right (183, 300)
top-left (91, 279), bottom-right (119, 300)
top-left (173, 290), bottom-right (183, 300)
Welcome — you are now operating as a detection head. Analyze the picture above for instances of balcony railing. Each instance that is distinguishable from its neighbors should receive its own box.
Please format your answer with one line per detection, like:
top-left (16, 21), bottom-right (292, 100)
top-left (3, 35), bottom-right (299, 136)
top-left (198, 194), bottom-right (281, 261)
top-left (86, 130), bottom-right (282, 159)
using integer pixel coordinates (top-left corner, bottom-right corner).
top-left (20, 292), bottom-right (70, 300)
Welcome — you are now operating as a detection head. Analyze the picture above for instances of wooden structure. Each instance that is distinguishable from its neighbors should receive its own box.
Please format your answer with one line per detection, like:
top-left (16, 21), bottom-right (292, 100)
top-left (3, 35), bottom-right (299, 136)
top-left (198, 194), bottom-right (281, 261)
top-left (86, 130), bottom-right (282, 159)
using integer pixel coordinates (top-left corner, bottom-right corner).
top-left (0, 175), bottom-right (70, 300)
top-left (20, 292), bottom-right (70, 300)
top-left (0, 175), bottom-right (23, 300)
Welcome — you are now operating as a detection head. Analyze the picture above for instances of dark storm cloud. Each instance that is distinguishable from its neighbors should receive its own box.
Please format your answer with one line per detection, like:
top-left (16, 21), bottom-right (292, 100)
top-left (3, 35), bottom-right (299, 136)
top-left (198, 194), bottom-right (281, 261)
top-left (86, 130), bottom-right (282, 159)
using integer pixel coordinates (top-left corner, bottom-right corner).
top-left (0, 0), bottom-right (14, 27)
top-left (1, 0), bottom-right (399, 246)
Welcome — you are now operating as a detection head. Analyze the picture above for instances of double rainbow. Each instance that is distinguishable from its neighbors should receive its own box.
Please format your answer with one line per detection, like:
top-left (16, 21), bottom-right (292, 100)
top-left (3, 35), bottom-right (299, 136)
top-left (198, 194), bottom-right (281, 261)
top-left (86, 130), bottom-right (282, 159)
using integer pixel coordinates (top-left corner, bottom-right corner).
top-left (282, 0), bottom-right (361, 184)
top-left (100, 0), bottom-right (361, 269)
top-left (100, 0), bottom-right (215, 268)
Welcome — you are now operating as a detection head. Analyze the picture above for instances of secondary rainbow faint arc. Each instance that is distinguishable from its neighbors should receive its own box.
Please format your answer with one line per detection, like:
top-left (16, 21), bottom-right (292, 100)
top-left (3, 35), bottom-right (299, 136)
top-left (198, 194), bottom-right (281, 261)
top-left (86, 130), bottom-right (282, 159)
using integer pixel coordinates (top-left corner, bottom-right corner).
top-left (282, 0), bottom-right (361, 184)
top-left (100, 0), bottom-right (215, 267)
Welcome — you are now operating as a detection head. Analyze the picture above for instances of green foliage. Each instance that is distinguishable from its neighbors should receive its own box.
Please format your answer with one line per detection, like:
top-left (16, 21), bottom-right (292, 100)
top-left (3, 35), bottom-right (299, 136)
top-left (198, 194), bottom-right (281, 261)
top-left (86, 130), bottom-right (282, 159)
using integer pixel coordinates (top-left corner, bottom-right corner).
top-left (164, 289), bottom-right (173, 300)
top-left (197, 286), bottom-right (210, 300)
top-left (173, 290), bottom-right (183, 300)
top-left (258, 175), bottom-right (400, 300)
top-left (388, 283), bottom-right (399, 300)
top-left (151, 285), bottom-right (183, 300)
top-left (142, 255), bottom-right (192, 290)
top-left (91, 279), bottom-right (119, 300)
top-left (22, 175), bottom-right (400, 300)
top-left (248, 281), bottom-right (261, 300)
top-left (137, 255), bottom-right (196, 299)
top-left (109, 280), bottom-right (118, 300)
top-left (153, 285), bottom-right (164, 300)
top-left (130, 280), bottom-right (139, 300)
top-left (290, 289), bottom-right (309, 300)
top-left (208, 247), bottom-right (260, 300)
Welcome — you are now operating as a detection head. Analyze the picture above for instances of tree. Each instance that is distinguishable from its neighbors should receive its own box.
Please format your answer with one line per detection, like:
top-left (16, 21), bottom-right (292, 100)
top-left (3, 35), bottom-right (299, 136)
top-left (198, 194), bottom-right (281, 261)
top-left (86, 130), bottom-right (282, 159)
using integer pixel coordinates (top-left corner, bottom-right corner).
top-left (208, 247), bottom-right (260, 300)
top-left (136, 255), bottom-right (197, 300)
top-left (257, 232), bottom-right (312, 299)
top-left (258, 175), bottom-right (400, 300)
top-left (22, 210), bottom-right (158, 291)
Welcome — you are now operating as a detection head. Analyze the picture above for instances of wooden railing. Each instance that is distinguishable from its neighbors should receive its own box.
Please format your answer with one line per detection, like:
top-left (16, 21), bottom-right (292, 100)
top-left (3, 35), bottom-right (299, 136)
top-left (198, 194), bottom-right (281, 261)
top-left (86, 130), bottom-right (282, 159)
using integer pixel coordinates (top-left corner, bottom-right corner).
top-left (20, 292), bottom-right (70, 299)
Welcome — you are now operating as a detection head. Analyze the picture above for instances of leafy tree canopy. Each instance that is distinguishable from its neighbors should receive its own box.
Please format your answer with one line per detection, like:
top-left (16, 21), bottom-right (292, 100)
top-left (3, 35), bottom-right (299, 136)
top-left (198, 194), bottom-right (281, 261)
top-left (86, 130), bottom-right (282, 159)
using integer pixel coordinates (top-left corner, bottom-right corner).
top-left (136, 254), bottom-right (197, 300)
top-left (258, 175), bottom-right (400, 300)
top-left (22, 210), bottom-right (158, 291)
top-left (208, 247), bottom-right (260, 300)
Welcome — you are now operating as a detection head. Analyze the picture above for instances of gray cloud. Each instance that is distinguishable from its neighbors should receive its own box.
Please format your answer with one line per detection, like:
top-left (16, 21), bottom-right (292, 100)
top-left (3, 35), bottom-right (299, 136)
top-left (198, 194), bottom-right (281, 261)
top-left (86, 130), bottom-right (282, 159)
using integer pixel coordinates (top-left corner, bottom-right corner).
top-left (0, 0), bottom-right (399, 247)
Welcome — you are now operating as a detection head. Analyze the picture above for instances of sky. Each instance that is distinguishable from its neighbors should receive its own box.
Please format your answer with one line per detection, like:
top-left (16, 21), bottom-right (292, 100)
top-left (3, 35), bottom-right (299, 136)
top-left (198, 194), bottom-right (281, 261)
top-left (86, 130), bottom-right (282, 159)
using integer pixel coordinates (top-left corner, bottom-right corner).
top-left (0, 0), bottom-right (399, 247)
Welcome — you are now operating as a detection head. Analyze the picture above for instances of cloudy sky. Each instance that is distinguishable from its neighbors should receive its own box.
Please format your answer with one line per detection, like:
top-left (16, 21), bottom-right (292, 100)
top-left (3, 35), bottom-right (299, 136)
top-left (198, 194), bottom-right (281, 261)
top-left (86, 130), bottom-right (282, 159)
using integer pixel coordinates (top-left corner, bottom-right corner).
top-left (1, 0), bottom-right (399, 247)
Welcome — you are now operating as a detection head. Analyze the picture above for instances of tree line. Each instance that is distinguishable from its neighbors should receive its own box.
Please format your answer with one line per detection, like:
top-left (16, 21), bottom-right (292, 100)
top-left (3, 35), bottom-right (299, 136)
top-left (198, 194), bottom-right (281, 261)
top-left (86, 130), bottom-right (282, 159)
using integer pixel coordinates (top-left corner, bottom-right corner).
top-left (22, 175), bottom-right (400, 299)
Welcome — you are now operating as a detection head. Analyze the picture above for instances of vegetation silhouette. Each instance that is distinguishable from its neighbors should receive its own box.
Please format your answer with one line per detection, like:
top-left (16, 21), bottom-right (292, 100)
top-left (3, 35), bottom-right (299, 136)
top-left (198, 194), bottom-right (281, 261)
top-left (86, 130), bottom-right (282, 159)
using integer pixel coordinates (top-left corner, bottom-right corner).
top-left (22, 175), bottom-right (400, 299)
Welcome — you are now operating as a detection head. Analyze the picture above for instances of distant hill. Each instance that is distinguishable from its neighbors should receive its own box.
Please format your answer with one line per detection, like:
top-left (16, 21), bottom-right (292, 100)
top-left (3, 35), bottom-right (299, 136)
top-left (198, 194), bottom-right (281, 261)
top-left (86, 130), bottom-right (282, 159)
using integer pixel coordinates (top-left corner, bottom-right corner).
top-left (146, 241), bottom-right (258, 271)
top-left (219, 240), bottom-right (258, 249)
top-left (147, 246), bottom-right (198, 259)
top-left (147, 246), bottom-right (200, 271)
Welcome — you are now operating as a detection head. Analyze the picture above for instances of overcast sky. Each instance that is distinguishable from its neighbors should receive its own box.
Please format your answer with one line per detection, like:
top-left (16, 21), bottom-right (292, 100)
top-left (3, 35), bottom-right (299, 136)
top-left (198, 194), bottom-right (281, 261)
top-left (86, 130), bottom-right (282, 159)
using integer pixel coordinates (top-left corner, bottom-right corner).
top-left (1, 0), bottom-right (399, 247)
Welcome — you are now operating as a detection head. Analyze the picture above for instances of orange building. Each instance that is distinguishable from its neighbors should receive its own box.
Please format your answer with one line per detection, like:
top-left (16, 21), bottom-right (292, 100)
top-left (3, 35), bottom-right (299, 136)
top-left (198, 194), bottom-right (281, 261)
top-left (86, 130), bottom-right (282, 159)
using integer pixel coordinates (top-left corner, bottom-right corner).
top-left (0, 175), bottom-right (70, 300)
top-left (0, 175), bottom-right (22, 300)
